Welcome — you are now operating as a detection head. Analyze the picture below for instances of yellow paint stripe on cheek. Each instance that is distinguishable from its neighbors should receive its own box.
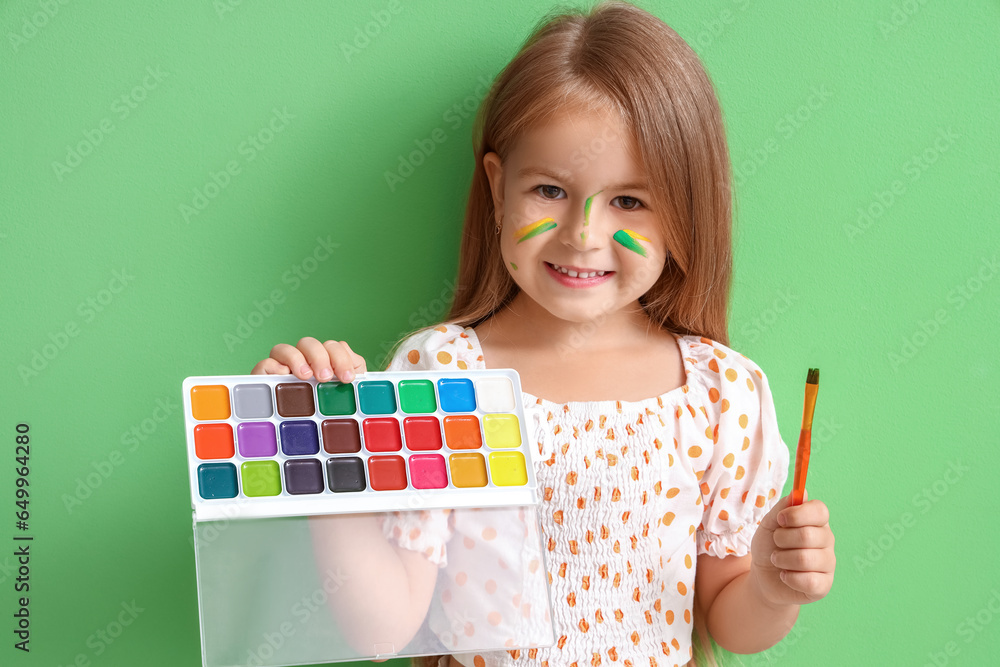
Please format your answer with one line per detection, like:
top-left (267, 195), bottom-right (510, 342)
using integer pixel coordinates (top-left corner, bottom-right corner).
top-left (514, 217), bottom-right (557, 243)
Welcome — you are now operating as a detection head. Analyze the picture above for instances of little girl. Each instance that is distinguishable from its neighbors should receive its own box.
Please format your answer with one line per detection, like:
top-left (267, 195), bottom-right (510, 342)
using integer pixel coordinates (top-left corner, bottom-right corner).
top-left (252, 2), bottom-right (836, 666)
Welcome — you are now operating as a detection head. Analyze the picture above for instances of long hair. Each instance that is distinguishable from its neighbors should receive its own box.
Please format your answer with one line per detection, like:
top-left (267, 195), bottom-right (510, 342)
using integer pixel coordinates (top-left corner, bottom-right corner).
top-left (407, 1), bottom-right (738, 664)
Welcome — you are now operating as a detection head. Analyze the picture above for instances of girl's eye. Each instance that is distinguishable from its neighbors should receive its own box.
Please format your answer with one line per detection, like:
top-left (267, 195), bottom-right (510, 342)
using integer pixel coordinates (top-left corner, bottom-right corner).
top-left (536, 184), bottom-right (564, 199)
top-left (614, 195), bottom-right (644, 210)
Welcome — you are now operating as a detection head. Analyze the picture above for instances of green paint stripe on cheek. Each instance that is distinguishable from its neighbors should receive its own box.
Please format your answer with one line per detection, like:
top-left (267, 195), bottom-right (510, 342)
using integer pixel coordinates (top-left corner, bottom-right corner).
top-left (514, 219), bottom-right (557, 243)
top-left (613, 229), bottom-right (648, 257)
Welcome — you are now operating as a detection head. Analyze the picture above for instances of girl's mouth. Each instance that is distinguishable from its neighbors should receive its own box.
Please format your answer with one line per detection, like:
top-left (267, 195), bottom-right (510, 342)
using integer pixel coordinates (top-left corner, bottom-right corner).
top-left (545, 262), bottom-right (615, 287)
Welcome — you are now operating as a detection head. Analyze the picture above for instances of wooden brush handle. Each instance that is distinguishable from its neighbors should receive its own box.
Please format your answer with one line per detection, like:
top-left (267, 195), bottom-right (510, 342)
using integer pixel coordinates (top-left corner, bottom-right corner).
top-left (791, 428), bottom-right (811, 506)
top-left (791, 379), bottom-right (819, 506)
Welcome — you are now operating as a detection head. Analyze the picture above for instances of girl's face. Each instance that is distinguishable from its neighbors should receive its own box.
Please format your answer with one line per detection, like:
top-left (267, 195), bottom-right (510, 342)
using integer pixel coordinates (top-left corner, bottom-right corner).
top-left (483, 106), bottom-right (667, 325)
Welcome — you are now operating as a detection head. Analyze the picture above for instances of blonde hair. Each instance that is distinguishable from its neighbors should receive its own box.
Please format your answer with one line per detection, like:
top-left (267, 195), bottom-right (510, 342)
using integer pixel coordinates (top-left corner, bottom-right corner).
top-left (406, 0), bottom-right (739, 664)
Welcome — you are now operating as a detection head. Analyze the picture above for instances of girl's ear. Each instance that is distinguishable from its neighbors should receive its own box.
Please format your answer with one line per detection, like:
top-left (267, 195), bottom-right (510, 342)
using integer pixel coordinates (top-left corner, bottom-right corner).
top-left (483, 151), bottom-right (505, 222)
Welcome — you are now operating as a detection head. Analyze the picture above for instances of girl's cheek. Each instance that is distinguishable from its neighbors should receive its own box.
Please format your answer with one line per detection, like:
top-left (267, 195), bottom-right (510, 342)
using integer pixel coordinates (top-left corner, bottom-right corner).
top-left (615, 244), bottom-right (666, 290)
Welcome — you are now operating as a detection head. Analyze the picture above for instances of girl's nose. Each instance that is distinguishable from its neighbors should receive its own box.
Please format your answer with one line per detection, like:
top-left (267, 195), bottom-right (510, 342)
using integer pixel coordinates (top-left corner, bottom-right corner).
top-left (562, 190), bottom-right (604, 249)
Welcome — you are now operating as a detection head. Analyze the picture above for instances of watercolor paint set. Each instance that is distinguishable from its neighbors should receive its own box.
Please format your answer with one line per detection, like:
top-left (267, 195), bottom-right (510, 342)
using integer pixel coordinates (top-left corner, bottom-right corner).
top-left (183, 370), bottom-right (555, 666)
top-left (182, 370), bottom-right (540, 521)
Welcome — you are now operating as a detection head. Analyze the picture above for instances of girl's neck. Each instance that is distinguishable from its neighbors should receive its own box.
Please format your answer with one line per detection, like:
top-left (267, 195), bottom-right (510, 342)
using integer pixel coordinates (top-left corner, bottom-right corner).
top-left (472, 291), bottom-right (686, 403)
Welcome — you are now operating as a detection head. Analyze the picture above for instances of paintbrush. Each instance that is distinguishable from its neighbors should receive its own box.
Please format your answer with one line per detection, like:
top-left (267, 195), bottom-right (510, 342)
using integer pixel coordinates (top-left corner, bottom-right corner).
top-left (790, 368), bottom-right (819, 506)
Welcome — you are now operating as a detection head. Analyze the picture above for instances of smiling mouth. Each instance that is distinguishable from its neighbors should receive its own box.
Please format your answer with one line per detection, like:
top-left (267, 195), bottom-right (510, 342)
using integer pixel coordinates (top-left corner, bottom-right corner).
top-left (547, 262), bottom-right (613, 279)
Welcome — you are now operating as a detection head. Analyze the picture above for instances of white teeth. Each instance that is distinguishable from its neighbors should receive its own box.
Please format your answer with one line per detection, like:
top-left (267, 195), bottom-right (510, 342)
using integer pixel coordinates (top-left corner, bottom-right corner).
top-left (550, 263), bottom-right (607, 278)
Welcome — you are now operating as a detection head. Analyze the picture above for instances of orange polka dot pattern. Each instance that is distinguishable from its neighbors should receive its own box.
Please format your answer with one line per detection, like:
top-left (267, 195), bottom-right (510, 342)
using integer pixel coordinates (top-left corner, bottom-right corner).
top-left (383, 324), bottom-right (790, 667)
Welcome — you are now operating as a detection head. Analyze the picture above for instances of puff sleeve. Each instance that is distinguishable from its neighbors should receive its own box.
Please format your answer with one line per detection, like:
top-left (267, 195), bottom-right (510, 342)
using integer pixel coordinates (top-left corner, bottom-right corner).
top-left (693, 343), bottom-right (790, 558)
top-left (376, 323), bottom-right (482, 566)
top-left (385, 323), bottom-right (485, 372)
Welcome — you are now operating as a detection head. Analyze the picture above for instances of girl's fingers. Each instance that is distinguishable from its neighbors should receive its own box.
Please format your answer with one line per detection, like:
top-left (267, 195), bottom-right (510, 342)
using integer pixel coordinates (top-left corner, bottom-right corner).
top-left (338, 340), bottom-right (368, 375)
top-left (779, 499), bottom-right (830, 528)
top-left (770, 547), bottom-right (836, 573)
top-left (340, 340), bottom-right (368, 373)
top-left (322, 340), bottom-right (362, 383)
top-left (270, 343), bottom-right (312, 380)
top-left (773, 525), bottom-right (835, 550)
top-left (251, 357), bottom-right (291, 375)
top-left (297, 337), bottom-right (336, 381)
top-left (258, 338), bottom-right (366, 382)
top-left (776, 569), bottom-right (831, 598)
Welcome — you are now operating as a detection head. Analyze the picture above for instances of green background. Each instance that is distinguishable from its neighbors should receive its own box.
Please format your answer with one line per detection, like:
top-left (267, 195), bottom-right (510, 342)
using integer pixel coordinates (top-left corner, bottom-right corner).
top-left (2, 0), bottom-right (998, 665)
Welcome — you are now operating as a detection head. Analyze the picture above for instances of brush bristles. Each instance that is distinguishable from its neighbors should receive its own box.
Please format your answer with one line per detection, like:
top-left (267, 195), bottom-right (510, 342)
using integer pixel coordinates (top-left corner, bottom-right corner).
top-left (806, 368), bottom-right (819, 384)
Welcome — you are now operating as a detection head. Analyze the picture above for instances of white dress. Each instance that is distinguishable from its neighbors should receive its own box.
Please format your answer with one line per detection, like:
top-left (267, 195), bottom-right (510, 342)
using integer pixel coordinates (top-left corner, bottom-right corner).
top-left (380, 324), bottom-right (790, 667)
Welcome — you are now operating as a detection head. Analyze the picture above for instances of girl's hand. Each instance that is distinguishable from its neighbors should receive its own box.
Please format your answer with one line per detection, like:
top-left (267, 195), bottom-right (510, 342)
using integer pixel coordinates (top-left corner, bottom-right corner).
top-left (750, 489), bottom-right (835, 608)
top-left (250, 337), bottom-right (367, 383)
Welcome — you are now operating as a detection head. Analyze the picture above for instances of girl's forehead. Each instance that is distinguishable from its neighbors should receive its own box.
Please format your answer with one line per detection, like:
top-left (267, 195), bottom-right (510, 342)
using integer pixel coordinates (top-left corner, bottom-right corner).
top-left (506, 110), bottom-right (642, 182)
top-left (524, 104), bottom-right (627, 139)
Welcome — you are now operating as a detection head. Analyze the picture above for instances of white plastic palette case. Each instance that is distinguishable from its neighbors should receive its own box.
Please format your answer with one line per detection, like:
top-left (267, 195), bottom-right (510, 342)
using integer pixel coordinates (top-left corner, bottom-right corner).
top-left (183, 371), bottom-right (556, 666)
top-left (193, 508), bottom-right (554, 666)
